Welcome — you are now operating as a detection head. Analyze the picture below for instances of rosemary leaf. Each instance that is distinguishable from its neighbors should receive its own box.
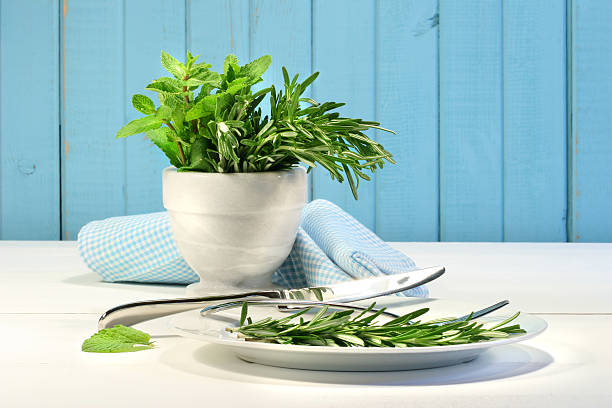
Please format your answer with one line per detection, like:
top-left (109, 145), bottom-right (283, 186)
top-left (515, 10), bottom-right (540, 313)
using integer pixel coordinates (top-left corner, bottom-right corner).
top-left (229, 302), bottom-right (526, 348)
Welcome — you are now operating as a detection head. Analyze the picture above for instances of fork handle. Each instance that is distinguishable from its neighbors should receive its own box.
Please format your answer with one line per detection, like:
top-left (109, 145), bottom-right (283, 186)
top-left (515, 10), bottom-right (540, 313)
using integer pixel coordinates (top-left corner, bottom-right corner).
top-left (200, 299), bottom-right (400, 318)
top-left (97, 291), bottom-right (281, 329)
top-left (442, 300), bottom-right (510, 325)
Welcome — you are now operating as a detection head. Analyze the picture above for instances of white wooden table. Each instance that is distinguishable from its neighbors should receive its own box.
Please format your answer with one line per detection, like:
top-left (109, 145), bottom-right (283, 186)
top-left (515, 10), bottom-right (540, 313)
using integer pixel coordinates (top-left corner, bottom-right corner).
top-left (1, 241), bottom-right (611, 407)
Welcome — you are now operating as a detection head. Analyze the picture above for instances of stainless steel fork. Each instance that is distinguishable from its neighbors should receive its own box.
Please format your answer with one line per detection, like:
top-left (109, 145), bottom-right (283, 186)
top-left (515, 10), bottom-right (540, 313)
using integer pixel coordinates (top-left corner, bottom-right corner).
top-left (201, 298), bottom-right (510, 325)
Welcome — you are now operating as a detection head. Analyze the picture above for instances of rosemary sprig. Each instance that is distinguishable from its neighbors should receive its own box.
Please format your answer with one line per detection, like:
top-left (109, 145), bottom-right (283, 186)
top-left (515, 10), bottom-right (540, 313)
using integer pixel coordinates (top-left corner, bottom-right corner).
top-left (117, 52), bottom-right (396, 199)
top-left (228, 303), bottom-right (526, 347)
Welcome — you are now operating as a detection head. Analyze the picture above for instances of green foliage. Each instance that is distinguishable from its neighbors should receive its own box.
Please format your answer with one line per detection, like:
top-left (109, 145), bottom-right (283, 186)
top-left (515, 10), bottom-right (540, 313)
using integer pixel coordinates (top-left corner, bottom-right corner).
top-left (132, 94), bottom-right (156, 114)
top-left (116, 51), bottom-right (396, 199)
top-left (229, 303), bottom-right (526, 347)
top-left (82, 325), bottom-right (154, 353)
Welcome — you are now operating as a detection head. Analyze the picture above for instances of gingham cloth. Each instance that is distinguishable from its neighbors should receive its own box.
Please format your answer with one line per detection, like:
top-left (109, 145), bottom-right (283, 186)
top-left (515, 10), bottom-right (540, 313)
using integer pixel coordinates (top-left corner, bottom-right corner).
top-left (78, 199), bottom-right (428, 297)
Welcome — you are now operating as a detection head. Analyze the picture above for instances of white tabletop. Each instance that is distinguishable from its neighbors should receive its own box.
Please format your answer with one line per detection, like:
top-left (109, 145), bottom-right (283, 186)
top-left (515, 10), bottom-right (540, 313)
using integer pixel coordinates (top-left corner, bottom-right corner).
top-left (1, 241), bottom-right (611, 407)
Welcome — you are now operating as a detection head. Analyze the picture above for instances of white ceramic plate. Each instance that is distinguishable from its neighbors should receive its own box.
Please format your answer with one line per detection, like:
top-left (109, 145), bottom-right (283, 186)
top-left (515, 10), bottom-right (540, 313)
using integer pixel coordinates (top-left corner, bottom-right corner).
top-left (171, 296), bottom-right (547, 371)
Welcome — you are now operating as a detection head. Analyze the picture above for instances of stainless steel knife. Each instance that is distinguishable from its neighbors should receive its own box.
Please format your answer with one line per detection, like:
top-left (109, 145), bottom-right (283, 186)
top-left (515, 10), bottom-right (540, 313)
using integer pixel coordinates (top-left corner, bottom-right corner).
top-left (97, 265), bottom-right (444, 329)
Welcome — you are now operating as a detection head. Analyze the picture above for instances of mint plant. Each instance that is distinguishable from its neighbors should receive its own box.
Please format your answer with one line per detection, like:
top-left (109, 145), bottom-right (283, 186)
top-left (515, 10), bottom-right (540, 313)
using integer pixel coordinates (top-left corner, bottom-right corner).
top-left (117, 51), bottom-right (395, 199)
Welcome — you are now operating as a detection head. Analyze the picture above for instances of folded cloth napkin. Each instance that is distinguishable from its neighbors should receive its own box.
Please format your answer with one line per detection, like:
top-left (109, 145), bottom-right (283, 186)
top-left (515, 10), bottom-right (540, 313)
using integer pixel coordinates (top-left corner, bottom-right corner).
top-left (78, 199), bottom-right (428, 297)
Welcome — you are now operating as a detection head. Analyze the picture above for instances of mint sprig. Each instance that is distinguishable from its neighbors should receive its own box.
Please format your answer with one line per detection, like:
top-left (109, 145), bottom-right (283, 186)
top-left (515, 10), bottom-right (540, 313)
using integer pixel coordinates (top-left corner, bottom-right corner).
top-left (82, 325), bottom-right (154, 353)
top-left (116, 50), bottom-right (396, 200)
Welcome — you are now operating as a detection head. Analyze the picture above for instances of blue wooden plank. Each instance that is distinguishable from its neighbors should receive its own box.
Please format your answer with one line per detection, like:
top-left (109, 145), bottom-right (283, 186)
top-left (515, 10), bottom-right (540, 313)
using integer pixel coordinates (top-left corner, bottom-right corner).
top-left (0, 0), bottom-right (60, 239)
top-left (439, 0), bottom-right (503, 242)
top-left (249, 0), bottom-right (311, 98)
top-left (249, 0), bottom-right (312, 199)
top-left (375, 0), bottom-right (439, 241)
top-left (189, 0), bottom-right (249, 72)
top-left (502, 0), bottom-right (567, 242)
top-left (62, 0), bottom-right (124, 239)
top-left (569, 0), bottom-right (612, 242)
top-left (124, 0), bottom-right (185, 215)
top-left (310, 0), bottom-right (376, 230)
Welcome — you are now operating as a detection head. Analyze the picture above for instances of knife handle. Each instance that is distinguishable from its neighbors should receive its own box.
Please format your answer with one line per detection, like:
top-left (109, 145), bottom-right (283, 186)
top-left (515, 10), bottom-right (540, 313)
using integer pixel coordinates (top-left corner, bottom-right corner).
top-left (97, 290), bottom-right (281, 330)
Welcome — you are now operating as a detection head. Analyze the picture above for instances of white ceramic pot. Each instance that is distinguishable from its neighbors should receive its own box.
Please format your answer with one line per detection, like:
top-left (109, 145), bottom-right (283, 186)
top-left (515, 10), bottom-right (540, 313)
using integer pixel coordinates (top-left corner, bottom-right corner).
top-left (162, 166), bottom-right (307, 295)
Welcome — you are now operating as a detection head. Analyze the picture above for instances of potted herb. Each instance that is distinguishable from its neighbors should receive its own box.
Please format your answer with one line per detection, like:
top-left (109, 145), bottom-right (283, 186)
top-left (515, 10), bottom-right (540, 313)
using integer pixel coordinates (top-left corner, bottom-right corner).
top-left (117, 51), bottom-right (395, 293)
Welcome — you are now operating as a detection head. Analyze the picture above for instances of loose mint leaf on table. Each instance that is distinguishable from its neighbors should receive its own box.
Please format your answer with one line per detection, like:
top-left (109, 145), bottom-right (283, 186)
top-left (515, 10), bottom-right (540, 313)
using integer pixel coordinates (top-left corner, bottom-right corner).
top-left (82, 325), bottom-right (154, 353)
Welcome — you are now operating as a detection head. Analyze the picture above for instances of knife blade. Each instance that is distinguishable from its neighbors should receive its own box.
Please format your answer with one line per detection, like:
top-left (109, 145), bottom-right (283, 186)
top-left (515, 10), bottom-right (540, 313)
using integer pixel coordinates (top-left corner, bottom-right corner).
top-left (97, 265), bottom-right (444, 329)
top-left (279, 265), bottom-right (444, 303)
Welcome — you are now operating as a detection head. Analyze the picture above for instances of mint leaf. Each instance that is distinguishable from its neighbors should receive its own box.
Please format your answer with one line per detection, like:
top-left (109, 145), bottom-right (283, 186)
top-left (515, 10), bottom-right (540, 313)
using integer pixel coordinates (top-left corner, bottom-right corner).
top-left (240, 55), bottom-right (271, 80)
top-left (146, 77), bottom-right (182, 94)
top-left (116, 50), bottom-right (396, 199)
top-left (155, 105), bottom-right (173, 121)
top-left (159, 92), bottom-right (184, 109)
top-left (184, 138), bottom-right (216, 172)
top-left (147, 127), bottom-right (182, 168)
top-left (186, 51), bottom-right (200, 69)
top-left (190, 63), bottom-right (213, 80)
top-left (226, 77), bottom-right (250, 95)
top-left (161, 50), bottom-right (186, 79)
top-left (107, 325), bottom-right (151, 343)
top-left (184, 71), bottom-right (221, 87)
top-left (116, 115), bottom-right (162, 138)
top-left (226, 64), bottom-right (237, 83)
top-left (185, 94), bottom-right (216, 121)
top-left (172, 108), bottom-right (185, 131)
top-left (224, 54), bottom-right (240, 76)
top-left (214, 93), bottom-right (234, 121)
top-left (189, 137), bottom-right (207, 163)
top-left (132, 94), bottom-right (156, 115)
top-left (82, 325), bottom-right (154, 353)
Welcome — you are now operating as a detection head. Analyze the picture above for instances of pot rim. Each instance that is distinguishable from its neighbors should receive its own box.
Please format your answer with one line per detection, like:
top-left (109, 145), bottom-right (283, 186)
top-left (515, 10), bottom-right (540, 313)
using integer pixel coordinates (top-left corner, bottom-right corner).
top-left (163, 165), bottom-right (306, 178)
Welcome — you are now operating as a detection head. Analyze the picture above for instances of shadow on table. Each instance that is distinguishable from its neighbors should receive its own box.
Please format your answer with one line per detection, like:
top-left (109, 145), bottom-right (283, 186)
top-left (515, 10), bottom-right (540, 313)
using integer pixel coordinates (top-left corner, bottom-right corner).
top-left (160, 342), bottom-right (553, 386)
top-left (62, 273), bottom-right (186, 295)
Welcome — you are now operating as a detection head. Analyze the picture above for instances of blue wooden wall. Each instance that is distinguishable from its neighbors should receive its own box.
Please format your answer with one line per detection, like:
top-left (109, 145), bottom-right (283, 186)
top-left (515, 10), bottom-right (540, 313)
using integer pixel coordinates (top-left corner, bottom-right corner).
top-left (1, 0), bottom-right (611, 242)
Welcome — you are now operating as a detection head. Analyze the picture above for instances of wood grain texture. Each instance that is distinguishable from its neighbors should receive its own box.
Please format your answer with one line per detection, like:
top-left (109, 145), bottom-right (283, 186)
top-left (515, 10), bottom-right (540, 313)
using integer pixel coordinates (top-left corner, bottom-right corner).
top-left (124, 0), bottom-right (185, 215)
top-left (249, 0), bottom-right (312, 198)
top-left (2, 1), bottom-right (612, 243)
top-left (502, 0), bottom-right (567, 242)
top-left (0, 0), bottom-right (60, 239)
top-left (189, 0), bottom-right (249, 70)
top-left (311, 0), bottom-right (376, 230)
top-left (439, 0), bottom-right (503, 242)
top-left (375, 0), bottom-right (439, 241)
top-left (61, 0), bottom-right (124, 239)
top-left (569, 0), bottom-right (612, 242)
top-left (249, 0), bottom-right (311, 97)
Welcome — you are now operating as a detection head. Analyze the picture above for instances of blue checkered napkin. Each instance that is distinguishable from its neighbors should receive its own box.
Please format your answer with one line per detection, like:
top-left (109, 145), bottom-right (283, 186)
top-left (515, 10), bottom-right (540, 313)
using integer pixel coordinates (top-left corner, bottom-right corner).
top-left (77, 200), bottom-right (427, 297)
top-left (273, 200), bottom-right (428, 297)
top-left (78, 212), bottom-right (198, 284)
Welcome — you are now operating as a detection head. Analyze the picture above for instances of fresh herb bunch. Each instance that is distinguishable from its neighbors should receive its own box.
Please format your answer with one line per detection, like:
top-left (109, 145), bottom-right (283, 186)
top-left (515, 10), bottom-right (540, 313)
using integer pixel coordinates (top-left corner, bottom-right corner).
top-left (229, 302), bottom-right (526, 347)
top-left (116, 51), bottom-right (395, 199)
